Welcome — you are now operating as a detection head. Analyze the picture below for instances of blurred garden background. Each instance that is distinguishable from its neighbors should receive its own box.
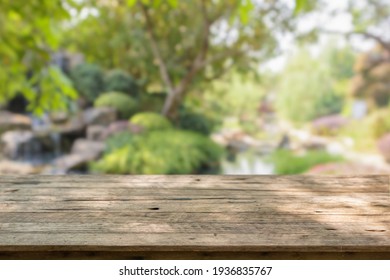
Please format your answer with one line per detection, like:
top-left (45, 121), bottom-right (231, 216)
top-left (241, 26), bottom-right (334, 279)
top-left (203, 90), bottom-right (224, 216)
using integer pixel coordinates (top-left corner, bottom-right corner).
top-left (0, 0), bottom-right (389, 175)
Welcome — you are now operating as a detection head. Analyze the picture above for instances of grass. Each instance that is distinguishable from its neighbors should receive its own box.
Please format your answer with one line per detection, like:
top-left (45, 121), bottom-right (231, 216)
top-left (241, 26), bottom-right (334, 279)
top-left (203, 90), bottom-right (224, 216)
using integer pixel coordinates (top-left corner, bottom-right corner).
top-left (267, 149), bottom-right (344, 175)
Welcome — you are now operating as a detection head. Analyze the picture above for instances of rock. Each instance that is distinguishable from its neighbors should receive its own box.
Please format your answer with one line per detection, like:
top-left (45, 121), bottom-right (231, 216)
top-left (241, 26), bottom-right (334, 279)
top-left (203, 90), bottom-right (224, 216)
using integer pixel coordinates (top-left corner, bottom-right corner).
top-left (49, 153), bottom-right (97, 174)
top-left (0, 160), bottom-right (40, 175)
top-left (311, 115), bottom-right (348, 136)
top-left (377, 133), bottom-right (390, 162)
top-left (100, 121), bottom-right (142, 140)
top-left (1, 130), bottom-right (34, 159)
top-left (83, 107), bottom-right (117, 126)
top-left (0, 111), bottom-right (31, 132)
top-left (51, 115), bottom-right (86, 152)
top-left (306, 162), bottom-right (390, 175)
top-left (226, 140), bottom-right (249, 153)
top-left (301, 138), bottom-right (327, 151)
top-left (50, 112), bottom-right (69, 124)
top-left (87, 125), bottom-right (106, 141)
top-left (71, 139), bottom-right (105, 158)
top-left (0, 129), bottom-right (64, 161)
top-left (47, 139), bottom-right (105, 174)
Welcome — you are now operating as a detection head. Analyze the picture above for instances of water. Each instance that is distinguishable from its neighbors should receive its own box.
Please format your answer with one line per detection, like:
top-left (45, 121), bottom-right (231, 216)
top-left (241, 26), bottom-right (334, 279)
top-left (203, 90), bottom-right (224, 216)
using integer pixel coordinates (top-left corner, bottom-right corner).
top-left (221, 149), bottom-right (274, 175)
top-left (13, 115), bottom-right (64, 165)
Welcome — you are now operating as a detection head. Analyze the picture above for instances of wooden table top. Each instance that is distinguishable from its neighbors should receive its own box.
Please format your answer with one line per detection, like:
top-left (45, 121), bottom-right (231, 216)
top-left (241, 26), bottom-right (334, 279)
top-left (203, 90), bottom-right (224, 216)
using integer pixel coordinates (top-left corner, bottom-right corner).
top-left (0, 175), bottom-right (389, 259)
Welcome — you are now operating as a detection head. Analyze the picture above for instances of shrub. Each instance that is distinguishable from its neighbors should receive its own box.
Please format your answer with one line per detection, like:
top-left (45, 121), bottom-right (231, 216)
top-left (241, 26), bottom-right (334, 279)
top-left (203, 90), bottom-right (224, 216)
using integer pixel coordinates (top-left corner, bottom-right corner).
top-left (105, 131), bottom-right (135, 153)
top-left (276, 46), bottom-right (353, 123)
top-left (338, 119), bottom-right (376, 152)
top-left (311, 114), bottom-right (348, 136)
top-left (93, 129), bottom-right (224, 174)
top-left (267, 149), bottom-right (343, 175)
top-left (70, 63), bottom-right (104, 102)
top-left (130, 112), bottom-right (172, 131)
top-left (176, 107), bottom-right (215, 135)
top-left (94, 92), bottom-right (138, 119)
top-left (367, 109), bottom-right (390, 139)
top-left (139, 92), bottom-right (166, 113)
top-left (104, 69), bottom-right (139, 97)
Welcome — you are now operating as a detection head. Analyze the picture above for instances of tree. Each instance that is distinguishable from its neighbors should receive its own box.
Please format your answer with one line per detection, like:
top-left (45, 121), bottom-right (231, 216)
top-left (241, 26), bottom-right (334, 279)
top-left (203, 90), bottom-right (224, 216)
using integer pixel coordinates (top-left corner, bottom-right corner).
top-left (320, 0), bottom-right (390, 54)
top-left (64, 0), bottom-right (315, 119)
top-left (349, 45), bottom-right (390, 109)
top-left (276, 44), bottom-right (355, 123)
top-left (0, 0), bottom-right (77, 115)
top-left (1, 0), bottom-right (310, 116)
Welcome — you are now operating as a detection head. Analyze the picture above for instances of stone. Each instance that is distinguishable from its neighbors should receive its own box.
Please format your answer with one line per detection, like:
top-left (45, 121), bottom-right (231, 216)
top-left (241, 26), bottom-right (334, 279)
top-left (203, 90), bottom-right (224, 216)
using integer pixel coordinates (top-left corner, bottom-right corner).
top-left (83, 107), bottom-right (117, 126)
top-left (51, 115), bottom-right (86, 152)
top-left (71, 139), bottom-right (105, 158)
top-left (100, 121), bottom-right (141, 140)
top-left (306, 162), bottom-right (390, 175)
top-left (1, 130), bottom-right (35, 159)
top-left (0, 111), bottom-right (31, 132)
top-left (311, 115), bottom-right (348, 136)
top-left (50, 153), bottom-right (97, 174)
top-left (301, 138), bottom-right (327, 151)
top-left (87, 125), bottom-right (106, 141)
top-left (377, 133), bottom-right (390, 162)
top-left (0, 160), bottom-right (39, 175)
top-left (49, 112), bottom-right (69, 124)
top-left (46, 139), bottom-right (105, 174)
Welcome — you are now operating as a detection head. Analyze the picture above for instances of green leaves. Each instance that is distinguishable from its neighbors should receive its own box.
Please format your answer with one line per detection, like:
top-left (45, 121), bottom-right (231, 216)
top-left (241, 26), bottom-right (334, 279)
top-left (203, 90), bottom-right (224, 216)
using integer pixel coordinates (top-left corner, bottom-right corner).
top-left (28, 66), bottom-right (78, 116)
top-left (127, 0), bottom-right (137, 7)
top-left (0, 0), bottom-right (77, 115)
top-left (238, 0), bottom-right (254, 24)
top-left (294, 0), bottom-right (310, 14)
top-left (127, 0), bottom-right (178, 8)
top-left (94, 129), bottom-right (223, 174)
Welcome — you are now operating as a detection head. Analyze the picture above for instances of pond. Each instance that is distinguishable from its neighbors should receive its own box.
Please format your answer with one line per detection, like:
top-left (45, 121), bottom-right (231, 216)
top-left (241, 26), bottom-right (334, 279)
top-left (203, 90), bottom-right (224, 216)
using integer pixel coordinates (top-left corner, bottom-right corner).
top-left (221, 149), bottom-right (274, 175)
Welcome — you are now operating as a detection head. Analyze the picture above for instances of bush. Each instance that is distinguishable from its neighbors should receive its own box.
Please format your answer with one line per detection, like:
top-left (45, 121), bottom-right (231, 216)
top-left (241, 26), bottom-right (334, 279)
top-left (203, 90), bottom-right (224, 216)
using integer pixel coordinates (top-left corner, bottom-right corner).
top-left (70, 63), bottom-right (104, 102)
top-left (93, 129), bottom-right (224, 174)
top-left (338, 119), bottom-right (376, 152)
top-left (130, 112), bottom-right (172, 131)
top-left (104, 69), bottom-right (139, 97)
top-left (276, 46), bottom-right (353, 124)
top-left (139, 92), bottom-right (166, 113)
top-left (267, 149), bottom-right (343, 175)
top-left (177, 107), bottom-right (215, 135)
top-left (105, 131), bottom-right (135, 153)
top-left (367, 109), bottom-right (390, 139)
top-left (94, 92), bottom-right (138, 119)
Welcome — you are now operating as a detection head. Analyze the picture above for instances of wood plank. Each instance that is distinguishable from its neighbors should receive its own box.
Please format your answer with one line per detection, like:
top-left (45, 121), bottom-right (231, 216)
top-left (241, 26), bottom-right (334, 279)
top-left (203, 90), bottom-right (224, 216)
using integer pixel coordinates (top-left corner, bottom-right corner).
top-left (0, 175), bottom-right (389, 259)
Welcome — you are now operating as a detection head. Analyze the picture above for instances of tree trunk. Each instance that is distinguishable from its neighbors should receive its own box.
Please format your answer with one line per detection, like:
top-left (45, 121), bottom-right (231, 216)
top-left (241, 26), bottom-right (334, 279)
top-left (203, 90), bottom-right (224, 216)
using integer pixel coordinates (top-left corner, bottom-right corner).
top-left (162, 88), bottom-right (184, 120)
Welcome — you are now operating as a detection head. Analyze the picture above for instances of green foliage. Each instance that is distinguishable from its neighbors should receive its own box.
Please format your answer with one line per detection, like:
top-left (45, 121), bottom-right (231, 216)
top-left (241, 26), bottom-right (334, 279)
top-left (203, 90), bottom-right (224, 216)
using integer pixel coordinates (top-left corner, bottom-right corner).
top-left (94, 92), bottom-right (138, 119)
top-left (338, 119), bottom-right (376, 152)
top-left (367, 109), bottom-right (390, 139)
top-left (62, 0), bottom-right (306, 98)
top-left (105, 131), bottom-right (135, 154)
top-left (177, 107), bottom-right (215, 135)
top-left (139, 91), bottom-right (166, 113)
top-left (130, 112), bottom-right (172, 131)
top-left (268, 149), bottom-right (343, 175)
top-left (276, 45), bottom-right (355, 123)
top-left (349, 47), bottom-right (390, 109)
top-left (93, 129), bottom-right (224, 174)
top-left (202, 73), bottom-right (271, 127)
top-left (0, 0), bottom-right (77, 114)
top-left (70, 63), bottom-right (104, 102)
top-left (104, 69), bottom-right (139, 98)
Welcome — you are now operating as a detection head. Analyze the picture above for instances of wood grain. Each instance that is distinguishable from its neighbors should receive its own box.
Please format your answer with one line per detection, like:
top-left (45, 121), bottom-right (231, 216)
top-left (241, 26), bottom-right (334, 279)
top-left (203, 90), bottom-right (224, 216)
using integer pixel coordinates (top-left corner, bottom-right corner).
top-left (0, 175), bottom-right (389, 259)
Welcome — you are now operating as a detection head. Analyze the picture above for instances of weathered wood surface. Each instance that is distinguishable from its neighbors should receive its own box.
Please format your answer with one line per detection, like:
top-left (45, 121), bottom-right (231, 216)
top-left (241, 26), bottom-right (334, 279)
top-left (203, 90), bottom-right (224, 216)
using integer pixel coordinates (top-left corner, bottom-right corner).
top-left (0, 175), bottom-right (389, 259)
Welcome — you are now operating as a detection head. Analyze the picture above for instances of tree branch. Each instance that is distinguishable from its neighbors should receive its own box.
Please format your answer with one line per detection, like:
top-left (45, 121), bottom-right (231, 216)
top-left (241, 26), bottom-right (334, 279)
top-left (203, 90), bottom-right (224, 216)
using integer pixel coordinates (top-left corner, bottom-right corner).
top-left (140, 3), bottom-right (174, 92)
top-left (320, 28), bottom-right (390, 52)
top-left (171, 0), bottom-right (212, 98)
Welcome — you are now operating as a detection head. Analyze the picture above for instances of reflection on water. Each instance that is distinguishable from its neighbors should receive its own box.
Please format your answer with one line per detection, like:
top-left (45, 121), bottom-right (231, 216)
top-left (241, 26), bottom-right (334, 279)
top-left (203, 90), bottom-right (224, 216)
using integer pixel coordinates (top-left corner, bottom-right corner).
top-left (221, 150), bottom-right (274, 175)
